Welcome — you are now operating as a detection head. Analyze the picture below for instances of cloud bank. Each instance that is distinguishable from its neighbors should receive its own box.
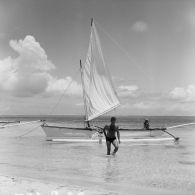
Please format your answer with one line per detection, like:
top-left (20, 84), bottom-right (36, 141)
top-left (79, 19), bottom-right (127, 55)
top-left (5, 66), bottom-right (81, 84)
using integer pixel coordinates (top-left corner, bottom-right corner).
top-left (0, 35), bottom-right (81, 97)
top-left (1, 36), bottom-right (195, 115)
top-left (117, 85), bottom-right (195, 115)
top-left (132, 21), bottom-right (148, 32)
top-left (170, 85), bottom-right (195, 102)
top-left (118, 85), bottom-right (140, 97)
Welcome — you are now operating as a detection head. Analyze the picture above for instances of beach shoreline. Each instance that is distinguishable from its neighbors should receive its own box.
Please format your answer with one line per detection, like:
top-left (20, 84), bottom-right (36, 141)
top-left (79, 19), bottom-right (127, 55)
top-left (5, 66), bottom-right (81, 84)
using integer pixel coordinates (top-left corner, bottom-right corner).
top-left (0, 175), bottom-right (99, 195)
top-left (0, 174), bottom-right (183, 195)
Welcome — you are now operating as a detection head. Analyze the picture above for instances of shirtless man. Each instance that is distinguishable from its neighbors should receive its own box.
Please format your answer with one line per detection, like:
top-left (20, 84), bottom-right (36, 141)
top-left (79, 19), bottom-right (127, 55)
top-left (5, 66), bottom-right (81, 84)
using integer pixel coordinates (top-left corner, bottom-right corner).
top-left (103, 117), bottom-right (120, 155)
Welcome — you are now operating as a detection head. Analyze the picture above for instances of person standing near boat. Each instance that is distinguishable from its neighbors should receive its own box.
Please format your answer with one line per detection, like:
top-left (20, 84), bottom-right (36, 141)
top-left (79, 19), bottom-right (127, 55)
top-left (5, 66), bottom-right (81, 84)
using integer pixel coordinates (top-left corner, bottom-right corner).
top-left (103, 117), bottom-right (120, 155)
top-left (144, 119), bottom-right (150, 130)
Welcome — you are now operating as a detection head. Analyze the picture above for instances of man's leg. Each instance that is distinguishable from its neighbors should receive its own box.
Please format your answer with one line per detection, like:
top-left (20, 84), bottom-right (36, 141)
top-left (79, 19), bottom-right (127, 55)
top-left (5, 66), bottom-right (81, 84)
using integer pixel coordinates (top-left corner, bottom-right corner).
top-left (106, 141), bottom-right (111, 155)
top-left (112, 139), bottom-right (119, 155)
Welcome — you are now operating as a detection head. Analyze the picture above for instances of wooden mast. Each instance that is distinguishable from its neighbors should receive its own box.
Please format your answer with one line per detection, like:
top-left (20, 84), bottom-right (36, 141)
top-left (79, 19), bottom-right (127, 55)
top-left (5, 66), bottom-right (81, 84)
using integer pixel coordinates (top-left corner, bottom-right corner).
top-left (80, 60), bottom-right (90, 128)
top-left (91, 18), bottom-right (93, 26)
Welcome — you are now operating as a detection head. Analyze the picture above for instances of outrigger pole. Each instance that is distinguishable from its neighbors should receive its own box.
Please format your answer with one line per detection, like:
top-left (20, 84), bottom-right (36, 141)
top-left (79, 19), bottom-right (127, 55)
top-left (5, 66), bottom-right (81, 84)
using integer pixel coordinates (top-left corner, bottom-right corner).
top-left (166, 122), bottom-right (195, 130)
top-left (161, 129), bottom-right (179, 141)
top-left (163, 121), bottom-right (195, 141)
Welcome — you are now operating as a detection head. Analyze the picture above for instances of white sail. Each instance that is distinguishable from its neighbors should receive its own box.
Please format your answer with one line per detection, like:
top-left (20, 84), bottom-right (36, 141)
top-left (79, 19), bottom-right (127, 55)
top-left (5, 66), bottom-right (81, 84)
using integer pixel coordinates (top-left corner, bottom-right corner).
top-left (81, 20), bottom-right (120, 121)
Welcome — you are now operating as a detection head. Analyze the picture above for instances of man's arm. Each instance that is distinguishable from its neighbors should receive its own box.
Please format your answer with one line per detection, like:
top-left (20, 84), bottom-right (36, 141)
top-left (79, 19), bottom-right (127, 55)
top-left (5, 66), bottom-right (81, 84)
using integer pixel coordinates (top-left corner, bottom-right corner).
top-left (103, 125), bottom-right (107, 138)
top-left (116, 126), bottom-right (120, 144)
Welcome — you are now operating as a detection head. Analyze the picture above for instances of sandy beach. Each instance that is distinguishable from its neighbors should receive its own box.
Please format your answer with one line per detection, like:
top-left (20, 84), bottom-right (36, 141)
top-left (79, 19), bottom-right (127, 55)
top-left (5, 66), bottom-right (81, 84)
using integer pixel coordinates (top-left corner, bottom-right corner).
top-left (0, 175), bottom-right (89, 195)
top-left (0, 175), bottom-right (181, 195)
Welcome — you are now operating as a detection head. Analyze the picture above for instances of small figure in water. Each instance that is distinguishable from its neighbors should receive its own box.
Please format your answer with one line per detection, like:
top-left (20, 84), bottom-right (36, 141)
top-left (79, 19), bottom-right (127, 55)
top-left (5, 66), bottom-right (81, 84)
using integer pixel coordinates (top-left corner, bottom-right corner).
top-left (103, 117), bottom-right (120, 155)
top-left (144, 119), bottom-right (150, 130)
top-left (86, 121), bottom-right (90, 129)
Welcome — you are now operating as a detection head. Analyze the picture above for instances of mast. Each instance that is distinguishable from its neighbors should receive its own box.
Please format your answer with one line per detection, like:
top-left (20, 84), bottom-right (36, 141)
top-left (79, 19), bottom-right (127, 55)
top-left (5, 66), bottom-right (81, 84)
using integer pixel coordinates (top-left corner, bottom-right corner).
top-left (91, 18), bottom-right (93, 27)
top-left (80, 60), bottom-right (90, 127)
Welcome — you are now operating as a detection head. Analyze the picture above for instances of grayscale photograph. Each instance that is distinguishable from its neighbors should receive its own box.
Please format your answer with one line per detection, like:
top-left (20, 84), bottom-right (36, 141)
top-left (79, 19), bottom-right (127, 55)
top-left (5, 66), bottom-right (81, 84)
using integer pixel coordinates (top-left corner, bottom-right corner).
top-left (0, 0), bottom-right (194, 194)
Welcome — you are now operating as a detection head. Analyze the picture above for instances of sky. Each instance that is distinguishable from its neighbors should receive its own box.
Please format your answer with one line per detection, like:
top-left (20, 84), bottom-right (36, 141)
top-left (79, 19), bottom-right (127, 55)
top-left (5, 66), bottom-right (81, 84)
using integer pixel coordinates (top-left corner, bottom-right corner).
top-left (1, 0), bottom-right (195, 116)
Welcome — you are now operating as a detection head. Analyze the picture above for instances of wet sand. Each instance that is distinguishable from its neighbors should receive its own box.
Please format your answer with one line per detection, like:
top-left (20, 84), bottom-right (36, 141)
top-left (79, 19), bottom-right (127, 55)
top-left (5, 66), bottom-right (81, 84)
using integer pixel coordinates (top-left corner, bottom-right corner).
top-left (0, 175), bottom-right (178, 195)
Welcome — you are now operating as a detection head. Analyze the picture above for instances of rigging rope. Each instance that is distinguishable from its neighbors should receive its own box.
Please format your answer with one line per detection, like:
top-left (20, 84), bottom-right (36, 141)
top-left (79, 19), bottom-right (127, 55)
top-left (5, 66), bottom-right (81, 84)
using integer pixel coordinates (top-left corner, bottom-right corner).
top-left (94, 19), bottom-right (153, 82)
top-left (17, 123), bottom-right (41, 138)
top-left (48, 68), bottom-right (80, 115)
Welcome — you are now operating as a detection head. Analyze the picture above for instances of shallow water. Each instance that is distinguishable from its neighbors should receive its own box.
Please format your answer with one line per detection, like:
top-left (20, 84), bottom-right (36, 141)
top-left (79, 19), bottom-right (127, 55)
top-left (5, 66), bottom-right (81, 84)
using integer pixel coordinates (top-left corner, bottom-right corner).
top-left (0, 116), bottom-right (195, 194)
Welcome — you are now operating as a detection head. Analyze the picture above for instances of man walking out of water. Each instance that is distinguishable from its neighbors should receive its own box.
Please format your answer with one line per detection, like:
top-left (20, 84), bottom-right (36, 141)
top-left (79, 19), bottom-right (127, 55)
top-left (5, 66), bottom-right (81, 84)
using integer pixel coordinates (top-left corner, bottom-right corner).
top-left (103, 117), bottom-right (120, 155)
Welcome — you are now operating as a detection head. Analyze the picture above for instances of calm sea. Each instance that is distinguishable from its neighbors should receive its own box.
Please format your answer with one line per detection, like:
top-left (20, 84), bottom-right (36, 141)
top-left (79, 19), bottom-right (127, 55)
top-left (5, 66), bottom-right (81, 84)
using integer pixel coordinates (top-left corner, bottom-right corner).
top-left (0, 115), bottom-right (194, 194)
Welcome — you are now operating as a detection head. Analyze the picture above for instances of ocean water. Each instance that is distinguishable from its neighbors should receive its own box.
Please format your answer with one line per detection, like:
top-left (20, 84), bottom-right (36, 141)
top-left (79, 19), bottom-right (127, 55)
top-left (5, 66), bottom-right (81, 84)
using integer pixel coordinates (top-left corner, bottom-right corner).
top-left (0, 115), bottom-right (195, 194)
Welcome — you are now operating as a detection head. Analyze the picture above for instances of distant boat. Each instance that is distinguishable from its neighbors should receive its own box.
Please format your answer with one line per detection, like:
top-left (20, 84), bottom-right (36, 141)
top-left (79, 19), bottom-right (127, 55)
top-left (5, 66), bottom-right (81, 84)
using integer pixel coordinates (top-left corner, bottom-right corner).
top-left (0, 120), bottom-right (42, 129)
top-left (0, 121), bottom-right (20, 124)
top-left (0, 120), bottom-right (20, 128)
top-left (41, 19), bottom-right (176, 142)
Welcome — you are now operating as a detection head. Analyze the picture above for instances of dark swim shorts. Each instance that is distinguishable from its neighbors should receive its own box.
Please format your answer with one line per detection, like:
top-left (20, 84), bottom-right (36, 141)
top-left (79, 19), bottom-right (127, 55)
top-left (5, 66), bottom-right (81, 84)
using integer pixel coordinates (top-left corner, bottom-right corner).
top-left (106, 136), bottom-right (116, 143)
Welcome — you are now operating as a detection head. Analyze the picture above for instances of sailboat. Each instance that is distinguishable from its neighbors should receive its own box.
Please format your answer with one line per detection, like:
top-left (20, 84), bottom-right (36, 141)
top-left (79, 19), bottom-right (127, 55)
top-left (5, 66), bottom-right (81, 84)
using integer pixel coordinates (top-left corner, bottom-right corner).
top-left (0, 120), bottom-right (20, 125)
top-left (0, 120), bottom-right (42, 129)
top-left (41, 19), bottom-right (177, 142)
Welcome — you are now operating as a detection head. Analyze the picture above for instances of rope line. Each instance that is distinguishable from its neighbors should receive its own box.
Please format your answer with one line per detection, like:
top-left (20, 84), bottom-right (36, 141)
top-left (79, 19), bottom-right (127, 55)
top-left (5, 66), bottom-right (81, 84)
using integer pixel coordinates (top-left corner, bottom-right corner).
top-left (94, 19), bottom-right (153, 82)
top-left (48, 68), bottom-right (80, 115)
top-left (17, 124), bottom-right (41, 138)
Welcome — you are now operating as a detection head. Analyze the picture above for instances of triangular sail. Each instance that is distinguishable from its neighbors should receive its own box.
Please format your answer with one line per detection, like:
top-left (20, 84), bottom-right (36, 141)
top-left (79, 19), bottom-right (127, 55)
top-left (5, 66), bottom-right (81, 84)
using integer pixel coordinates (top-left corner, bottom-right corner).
top-left (81, 20), bottom-right (120, 121)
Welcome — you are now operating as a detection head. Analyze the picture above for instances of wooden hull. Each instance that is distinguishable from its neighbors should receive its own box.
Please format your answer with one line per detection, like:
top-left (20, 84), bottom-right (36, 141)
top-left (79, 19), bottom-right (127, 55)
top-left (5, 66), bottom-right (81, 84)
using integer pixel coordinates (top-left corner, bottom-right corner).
top-left (50, 137), bottom-right (174, 142)
top-left (41, 124), bottom-right (97, 140)
top-left (0, 121), bottom-right (20, 124)
top-left (41, 124), bottom-right (170, 142)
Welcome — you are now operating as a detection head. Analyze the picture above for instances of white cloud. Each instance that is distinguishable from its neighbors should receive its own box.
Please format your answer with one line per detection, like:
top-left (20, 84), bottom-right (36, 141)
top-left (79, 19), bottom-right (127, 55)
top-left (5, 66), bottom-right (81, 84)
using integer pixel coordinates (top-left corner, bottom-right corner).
top-left (170, 87), bottom-right (186, 100)
top-left (0, 56), bottom-right (17, 91)
top-left (0, 35), bottom-right (81, 97)
top-left (9, 36), bottom-right (55, 71)
top-left (117, 88), bottom-right (195, 115)
top-left (118, 85), bottom-right (140, 97)
top-left (119, 85), bottom-right (138, 91)
top-left (76, 102), bottom-right (84, 106)
top-left (132, 21), bottom-right (147, 32)
top-left (46, 76), bottom-right (82, 96)
top-left (170, 85), bottom-right (195, 102)
top-left (134, 102), bottom-right (151, 110)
